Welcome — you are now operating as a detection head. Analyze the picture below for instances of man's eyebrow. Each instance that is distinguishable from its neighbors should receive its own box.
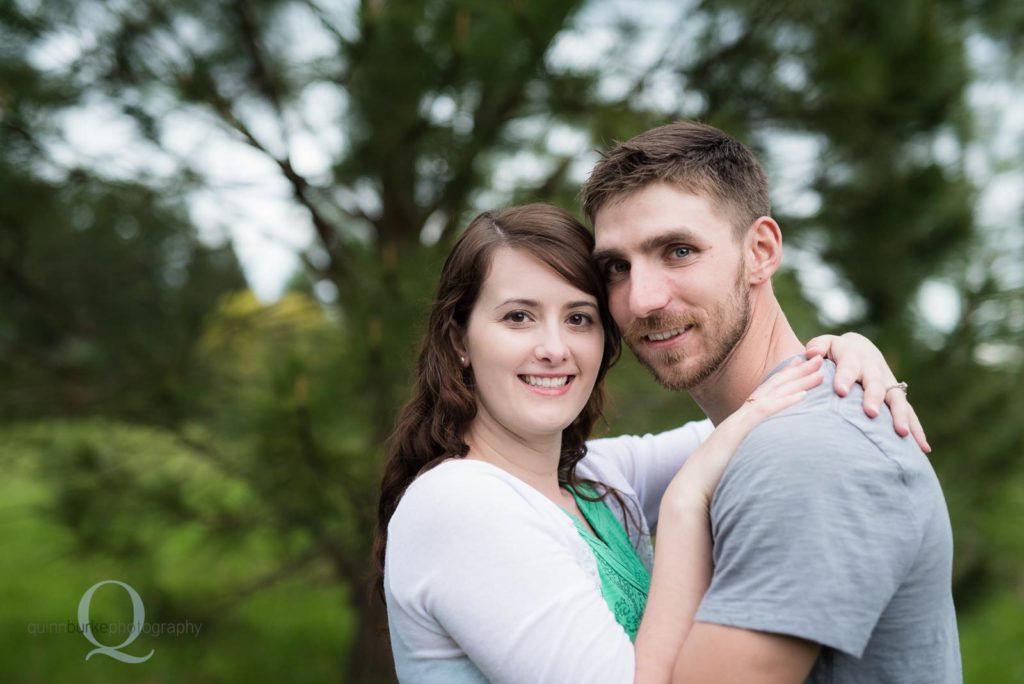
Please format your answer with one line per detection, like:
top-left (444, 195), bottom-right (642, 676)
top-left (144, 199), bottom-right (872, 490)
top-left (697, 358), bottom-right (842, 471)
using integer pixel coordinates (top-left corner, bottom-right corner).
top-left (592, 246), bottom-right (624, 264)
top-left (593, 228), bottom-right (702, 263)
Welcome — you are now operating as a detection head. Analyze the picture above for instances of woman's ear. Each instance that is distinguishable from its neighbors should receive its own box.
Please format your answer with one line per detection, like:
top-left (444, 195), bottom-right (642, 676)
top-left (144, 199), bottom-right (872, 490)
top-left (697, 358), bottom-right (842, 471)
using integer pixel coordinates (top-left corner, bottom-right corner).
top-left (450, 329), bottom-right (470, 368)
top-left (745, 216), bottom-right (783, 285)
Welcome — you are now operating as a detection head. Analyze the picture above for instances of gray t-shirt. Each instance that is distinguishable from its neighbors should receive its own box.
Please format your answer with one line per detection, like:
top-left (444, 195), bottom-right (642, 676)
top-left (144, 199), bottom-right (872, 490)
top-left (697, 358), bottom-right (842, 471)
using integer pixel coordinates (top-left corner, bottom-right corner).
top-left (696, 359), bottom-right (961, 683)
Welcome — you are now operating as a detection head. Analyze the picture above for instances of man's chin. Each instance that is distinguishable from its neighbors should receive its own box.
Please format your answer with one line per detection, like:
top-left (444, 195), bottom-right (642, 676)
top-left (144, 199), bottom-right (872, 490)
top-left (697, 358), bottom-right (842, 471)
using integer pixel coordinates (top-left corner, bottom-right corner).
top-left (652, 366), bottom-right (703, 392)
top-left (629, 347), bottom-right (703, 391)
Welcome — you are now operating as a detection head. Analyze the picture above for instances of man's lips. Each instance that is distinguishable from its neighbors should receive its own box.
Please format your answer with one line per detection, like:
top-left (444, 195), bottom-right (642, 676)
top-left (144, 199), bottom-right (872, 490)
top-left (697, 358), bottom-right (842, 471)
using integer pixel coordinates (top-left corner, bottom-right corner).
top-left (641, 324), bottom-right (694, 348)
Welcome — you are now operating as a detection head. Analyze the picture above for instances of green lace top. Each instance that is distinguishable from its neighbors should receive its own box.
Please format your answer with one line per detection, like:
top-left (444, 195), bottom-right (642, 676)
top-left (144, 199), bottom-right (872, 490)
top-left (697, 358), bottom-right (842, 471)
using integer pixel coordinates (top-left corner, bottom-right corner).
top-left (565, 485), bottom-right (651, 641)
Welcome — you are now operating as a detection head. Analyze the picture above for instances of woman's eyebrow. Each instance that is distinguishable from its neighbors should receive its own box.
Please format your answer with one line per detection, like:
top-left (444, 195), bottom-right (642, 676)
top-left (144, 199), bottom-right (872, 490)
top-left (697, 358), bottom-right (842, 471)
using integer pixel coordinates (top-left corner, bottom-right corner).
top-left (492, 298), bottom-right (597, 310)
top-left (493, 298), bottom-right (539, 310)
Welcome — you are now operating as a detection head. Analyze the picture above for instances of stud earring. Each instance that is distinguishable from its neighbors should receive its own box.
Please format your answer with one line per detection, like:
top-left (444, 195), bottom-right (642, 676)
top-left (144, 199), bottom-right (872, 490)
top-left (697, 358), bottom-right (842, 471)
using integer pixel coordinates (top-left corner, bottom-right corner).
top-left (459, 355), bottom-right (467, 366)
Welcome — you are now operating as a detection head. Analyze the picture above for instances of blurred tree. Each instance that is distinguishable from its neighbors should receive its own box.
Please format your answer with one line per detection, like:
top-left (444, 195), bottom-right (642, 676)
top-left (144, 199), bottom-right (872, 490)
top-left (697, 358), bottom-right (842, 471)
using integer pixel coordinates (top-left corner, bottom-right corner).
top-left (0, 0), bottom-right (246, 424)
top-left (1, 0), bottom-right (1021, 681)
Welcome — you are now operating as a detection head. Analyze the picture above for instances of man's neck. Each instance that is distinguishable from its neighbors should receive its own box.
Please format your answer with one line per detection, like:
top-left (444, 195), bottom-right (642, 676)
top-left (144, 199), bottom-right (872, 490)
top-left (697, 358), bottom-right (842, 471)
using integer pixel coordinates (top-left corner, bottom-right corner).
top-left (689, 293), bottom-right (805, 425)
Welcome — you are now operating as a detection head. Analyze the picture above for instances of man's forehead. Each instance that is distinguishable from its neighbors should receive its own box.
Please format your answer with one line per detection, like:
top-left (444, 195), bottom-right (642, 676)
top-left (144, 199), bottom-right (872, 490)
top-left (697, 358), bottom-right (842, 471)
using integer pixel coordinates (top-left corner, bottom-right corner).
top-left (592, 185), bottom-right (735, 251)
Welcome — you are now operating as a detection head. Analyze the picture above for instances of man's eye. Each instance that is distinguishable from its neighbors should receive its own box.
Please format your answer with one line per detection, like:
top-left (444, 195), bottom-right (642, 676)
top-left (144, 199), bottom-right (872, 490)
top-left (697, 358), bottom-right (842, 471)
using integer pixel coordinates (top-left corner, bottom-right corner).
top-left (606, 261), bottom-right (629, 275)
top-left (672, 246), bottom-right (692, 259)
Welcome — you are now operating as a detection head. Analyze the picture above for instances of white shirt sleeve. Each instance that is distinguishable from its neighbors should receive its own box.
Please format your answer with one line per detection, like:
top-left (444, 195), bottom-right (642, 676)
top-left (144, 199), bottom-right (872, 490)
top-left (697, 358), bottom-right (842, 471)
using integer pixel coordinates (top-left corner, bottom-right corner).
top-left (584, 419), bottom-right (712, 532)
top-left (386, 465), bottom-right (635, 684)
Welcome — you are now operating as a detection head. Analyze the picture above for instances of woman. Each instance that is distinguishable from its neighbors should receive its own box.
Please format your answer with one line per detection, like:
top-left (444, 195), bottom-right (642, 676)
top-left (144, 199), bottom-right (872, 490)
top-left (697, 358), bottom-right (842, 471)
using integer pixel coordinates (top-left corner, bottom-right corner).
top-left (375, 204), bottom-right (924, 683)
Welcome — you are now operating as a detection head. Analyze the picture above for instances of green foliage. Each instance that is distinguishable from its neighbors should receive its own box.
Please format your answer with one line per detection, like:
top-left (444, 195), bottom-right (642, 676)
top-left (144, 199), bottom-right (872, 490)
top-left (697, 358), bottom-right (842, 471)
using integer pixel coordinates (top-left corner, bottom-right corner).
top-left (0, 420), bottom-right (353, 683)
top-left (0, 170), bottom-right (245, 422)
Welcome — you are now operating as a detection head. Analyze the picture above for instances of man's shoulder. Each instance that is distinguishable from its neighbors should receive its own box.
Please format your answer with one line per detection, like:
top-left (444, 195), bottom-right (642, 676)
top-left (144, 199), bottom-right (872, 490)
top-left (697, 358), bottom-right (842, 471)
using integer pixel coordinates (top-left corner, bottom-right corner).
top-left (737, 401), bottom-right (877, 470)
top-left (718, 393), bottom-right (913, 507)
top-left (737, 360), bottom-right (915, 471)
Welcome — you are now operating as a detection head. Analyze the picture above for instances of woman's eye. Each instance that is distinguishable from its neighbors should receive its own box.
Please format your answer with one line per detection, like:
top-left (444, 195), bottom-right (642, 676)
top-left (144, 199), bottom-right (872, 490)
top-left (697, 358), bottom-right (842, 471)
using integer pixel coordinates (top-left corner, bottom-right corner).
top-left (568, 313), bottom-right (594, 326)
top-left (504, 311), bottom-right (529, 323)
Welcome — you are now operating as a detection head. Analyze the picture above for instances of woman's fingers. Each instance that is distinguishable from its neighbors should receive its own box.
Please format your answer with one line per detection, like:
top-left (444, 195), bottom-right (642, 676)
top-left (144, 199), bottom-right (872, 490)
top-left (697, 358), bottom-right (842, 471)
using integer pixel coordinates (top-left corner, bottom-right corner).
top-left (831, 356), bottom-right (863, 398)
top-left (881, 384), bottom-right (931, 453)
top-left (885, 389), bottom-right (911, 436)
top-left (907, 405), bottom-right (931, 453)
top-left (748, 356), bottom-right (823, 414)
top-left (859, 363), bottom-right (889, 418)
top-left (751, 387), bottom-right (810, 415)
top-left (804, 334), bottom-right (836, 360)
top-left (797, 335), bottom-right (934, 453)
top-left (806, 332), bottom-right (877, 397)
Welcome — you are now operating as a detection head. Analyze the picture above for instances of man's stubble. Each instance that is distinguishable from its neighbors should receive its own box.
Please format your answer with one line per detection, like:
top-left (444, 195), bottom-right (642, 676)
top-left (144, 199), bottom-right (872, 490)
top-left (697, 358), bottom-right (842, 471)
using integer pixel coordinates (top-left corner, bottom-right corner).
top-left (622, 264), bottom-right (751, 392)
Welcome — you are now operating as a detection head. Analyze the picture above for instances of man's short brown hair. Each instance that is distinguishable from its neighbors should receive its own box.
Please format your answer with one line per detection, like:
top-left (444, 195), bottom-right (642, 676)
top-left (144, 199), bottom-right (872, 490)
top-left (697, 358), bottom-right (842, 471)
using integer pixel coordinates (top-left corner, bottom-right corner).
top-left (580, 121), bottom-right (771, 235)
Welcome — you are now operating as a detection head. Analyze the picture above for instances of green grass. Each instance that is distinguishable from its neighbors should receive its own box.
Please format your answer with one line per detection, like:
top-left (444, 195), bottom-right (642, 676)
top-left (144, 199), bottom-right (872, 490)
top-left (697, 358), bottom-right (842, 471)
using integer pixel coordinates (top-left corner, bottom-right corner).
top-left (960, 590), bottom-right (1024, 683)
top-left (0, 467), bottom-right (355, 683)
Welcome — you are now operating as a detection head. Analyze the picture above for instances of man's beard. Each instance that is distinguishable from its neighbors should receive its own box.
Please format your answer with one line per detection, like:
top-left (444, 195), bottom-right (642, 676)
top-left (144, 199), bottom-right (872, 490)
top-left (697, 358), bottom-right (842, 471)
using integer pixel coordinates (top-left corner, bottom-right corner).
top-left (622, 271), bottom-right (751, 391)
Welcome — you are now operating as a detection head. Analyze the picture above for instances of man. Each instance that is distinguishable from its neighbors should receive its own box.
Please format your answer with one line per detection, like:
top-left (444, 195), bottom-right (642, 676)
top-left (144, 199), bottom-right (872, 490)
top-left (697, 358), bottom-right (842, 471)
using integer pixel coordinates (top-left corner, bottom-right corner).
top-left (581, 121), bottom-right (961, 683)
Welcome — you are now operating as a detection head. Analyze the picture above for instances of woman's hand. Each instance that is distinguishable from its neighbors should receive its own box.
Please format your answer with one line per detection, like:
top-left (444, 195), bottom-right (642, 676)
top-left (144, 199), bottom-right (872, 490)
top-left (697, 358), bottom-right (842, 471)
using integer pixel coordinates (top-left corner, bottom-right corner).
top-left (663, 356), bottom-right (825, 513)
top-left (805, 333), bottom-right (930, 453)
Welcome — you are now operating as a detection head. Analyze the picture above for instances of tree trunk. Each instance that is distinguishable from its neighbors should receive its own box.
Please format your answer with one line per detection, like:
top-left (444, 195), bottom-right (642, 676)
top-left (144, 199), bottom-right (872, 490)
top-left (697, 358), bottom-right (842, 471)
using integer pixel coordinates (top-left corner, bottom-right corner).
top-left (346, 588), bottom-right (396, 683)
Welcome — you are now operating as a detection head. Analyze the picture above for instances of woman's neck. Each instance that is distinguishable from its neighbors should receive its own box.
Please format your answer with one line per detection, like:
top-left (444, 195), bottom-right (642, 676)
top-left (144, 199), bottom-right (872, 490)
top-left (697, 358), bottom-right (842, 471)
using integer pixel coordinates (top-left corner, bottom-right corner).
top-left (463, 414), bottom-right (564, 502)
top-left (463, 413), bottom-right (596, 535)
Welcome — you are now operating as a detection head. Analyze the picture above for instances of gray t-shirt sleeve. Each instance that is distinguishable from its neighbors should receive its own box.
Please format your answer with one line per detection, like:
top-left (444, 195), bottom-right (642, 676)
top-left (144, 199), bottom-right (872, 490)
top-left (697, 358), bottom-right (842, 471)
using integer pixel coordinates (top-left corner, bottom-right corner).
top-left (695, 410), bottom-right (920, 658)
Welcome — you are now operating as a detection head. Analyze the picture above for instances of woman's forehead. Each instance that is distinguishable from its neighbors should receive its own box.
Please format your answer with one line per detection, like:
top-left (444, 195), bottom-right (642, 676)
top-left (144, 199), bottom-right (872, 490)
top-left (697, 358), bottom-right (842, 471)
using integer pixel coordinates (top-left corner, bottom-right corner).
top-left (478, 247), bottom-right (596, 305)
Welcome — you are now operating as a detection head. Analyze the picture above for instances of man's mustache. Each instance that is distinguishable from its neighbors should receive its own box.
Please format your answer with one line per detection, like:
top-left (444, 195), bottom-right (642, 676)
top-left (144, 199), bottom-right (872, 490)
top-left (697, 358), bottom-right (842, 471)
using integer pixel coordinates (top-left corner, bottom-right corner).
top-left (622, 313), bottom-right (701, 346)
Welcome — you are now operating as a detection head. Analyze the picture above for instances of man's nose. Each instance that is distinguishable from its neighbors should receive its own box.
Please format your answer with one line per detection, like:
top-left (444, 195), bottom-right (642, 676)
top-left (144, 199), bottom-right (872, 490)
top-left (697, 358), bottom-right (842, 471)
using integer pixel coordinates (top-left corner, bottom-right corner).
top-left (627, 263), bottom-right (671, 318)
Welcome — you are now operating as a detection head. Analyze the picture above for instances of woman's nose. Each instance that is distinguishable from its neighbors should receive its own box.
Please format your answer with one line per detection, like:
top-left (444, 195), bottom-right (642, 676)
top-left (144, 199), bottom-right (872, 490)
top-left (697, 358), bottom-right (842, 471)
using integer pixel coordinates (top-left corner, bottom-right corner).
top-left (534, 324), bottom-right (569, 363)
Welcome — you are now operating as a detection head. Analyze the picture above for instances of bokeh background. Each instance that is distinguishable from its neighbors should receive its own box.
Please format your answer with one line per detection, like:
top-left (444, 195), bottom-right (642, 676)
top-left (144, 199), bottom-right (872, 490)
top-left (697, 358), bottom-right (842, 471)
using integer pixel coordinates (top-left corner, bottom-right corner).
top-left (1, 0), bottom-right (1022, 681)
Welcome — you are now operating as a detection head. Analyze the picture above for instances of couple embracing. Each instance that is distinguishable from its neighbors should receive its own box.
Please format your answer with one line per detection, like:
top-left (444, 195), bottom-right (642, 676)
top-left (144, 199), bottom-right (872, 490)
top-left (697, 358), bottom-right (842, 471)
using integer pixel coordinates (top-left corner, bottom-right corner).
top-left (376, 121), bottom-right (960, 684)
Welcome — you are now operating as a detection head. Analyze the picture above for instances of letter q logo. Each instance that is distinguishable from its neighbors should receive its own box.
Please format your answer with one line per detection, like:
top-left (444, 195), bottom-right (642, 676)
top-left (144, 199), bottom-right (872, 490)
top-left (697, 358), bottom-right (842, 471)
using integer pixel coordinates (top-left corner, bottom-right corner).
top-left (78, 580), bottom-right (155, 663)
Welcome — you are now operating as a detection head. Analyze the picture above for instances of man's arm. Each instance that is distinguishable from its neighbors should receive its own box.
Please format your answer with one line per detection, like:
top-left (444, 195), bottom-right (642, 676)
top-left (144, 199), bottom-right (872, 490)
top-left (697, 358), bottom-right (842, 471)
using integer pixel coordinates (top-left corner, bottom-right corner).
top-left (653, 406), bottom-right (919, 683)
top-left (673, 624), bottom-right (819, 684)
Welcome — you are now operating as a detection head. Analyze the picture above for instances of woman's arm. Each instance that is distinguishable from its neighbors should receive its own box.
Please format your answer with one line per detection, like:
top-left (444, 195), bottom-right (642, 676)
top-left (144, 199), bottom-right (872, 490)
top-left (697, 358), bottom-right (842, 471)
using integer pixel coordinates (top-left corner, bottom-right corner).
top-left (586, 333), bottom-right (928, 538)
top-left (386, 467), bottom-right (638, 683)
top-left (632, 356), bottom-right (825, 683)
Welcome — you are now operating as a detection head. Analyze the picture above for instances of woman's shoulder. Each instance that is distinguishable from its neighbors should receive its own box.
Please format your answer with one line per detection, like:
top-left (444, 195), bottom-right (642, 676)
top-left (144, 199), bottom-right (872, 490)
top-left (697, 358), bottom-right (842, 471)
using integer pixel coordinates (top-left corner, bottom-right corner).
top-left (402, 458), bottom-right (519, 498)
top-left (386, 460), bottom-right (586, 577)
top-left (392, 459), bottom-right (554, 529)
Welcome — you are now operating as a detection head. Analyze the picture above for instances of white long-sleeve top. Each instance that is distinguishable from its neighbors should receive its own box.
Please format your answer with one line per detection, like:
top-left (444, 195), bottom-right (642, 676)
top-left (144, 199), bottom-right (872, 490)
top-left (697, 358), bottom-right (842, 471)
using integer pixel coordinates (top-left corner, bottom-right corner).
top-left (384, 419), bottom-right (713, 683)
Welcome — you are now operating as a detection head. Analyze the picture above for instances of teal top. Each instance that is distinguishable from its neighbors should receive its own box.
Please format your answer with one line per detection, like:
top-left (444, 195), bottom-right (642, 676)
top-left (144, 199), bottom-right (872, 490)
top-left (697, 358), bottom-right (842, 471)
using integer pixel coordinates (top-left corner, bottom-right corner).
top-left (565, 485), bottom-right (651, 641)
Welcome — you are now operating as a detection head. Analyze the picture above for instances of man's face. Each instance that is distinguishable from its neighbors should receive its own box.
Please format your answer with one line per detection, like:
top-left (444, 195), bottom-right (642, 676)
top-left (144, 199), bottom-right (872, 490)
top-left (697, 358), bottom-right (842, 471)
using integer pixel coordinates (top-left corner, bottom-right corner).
top-left (593, 183), bottom-right (752, 391)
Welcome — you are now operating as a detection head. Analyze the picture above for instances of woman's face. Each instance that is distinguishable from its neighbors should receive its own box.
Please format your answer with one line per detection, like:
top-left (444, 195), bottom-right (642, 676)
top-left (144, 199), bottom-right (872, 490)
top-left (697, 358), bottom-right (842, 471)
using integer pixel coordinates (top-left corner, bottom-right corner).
top-left (461, 247), bottom-right (605, 442)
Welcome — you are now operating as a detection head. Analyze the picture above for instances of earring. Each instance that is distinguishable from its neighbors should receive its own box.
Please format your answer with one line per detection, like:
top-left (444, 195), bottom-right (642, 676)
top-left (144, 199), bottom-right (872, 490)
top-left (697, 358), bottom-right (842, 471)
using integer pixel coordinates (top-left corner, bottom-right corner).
top-left (459, 355), bottom-right (467, 366)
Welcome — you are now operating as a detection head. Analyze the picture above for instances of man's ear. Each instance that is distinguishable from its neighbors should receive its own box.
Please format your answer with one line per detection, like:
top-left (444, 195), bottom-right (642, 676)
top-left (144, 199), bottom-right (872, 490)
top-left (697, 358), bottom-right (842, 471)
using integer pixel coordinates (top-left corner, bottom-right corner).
top-left (744, 217), bottom-right (783, 285)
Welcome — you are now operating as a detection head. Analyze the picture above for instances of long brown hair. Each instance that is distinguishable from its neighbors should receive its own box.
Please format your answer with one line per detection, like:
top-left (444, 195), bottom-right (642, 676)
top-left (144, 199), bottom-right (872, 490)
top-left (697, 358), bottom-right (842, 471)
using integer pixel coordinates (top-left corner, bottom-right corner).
top-left (374, 204), bottom-right (623, 597)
